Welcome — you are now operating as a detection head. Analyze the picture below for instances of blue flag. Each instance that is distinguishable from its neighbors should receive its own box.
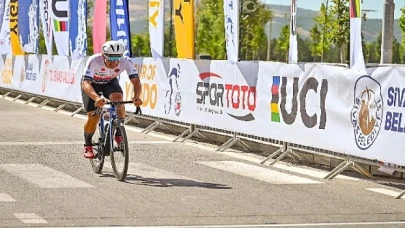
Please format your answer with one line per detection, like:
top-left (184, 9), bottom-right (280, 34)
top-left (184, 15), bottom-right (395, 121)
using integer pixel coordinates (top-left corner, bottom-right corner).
top-left (69, 0), bottom-right (87, 59)
top-left (18, 0), bottom-right (39, 53)
top-left (110, 0), bottom-right (132, 57)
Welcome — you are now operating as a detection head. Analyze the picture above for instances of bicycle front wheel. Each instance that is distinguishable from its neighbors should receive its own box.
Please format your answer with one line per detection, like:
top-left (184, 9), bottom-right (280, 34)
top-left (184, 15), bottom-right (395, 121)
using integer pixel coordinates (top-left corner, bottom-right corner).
top-left (110, 120), bottom-right (129, 181)
top-left (90, 123), bottom-right (109, 174)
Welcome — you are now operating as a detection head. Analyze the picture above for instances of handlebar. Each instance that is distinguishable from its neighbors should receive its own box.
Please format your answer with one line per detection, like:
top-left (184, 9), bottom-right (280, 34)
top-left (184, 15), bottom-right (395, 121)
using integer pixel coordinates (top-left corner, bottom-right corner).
top-left (92, 100), bottom-right (142, 116)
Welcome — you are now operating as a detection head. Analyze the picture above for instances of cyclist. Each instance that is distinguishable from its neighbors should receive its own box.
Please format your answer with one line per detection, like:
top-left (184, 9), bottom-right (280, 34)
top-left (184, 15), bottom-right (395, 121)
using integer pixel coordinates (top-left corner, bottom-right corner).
top-left (81, 40), bottom-right (143, 159)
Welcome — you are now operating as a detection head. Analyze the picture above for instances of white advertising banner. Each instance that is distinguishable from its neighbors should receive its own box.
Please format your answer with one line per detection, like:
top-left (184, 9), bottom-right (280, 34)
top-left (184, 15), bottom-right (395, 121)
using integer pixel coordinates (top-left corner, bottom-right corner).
top-left (20, 54), bottom-right (41, 94)
top-left (4, 54), bottom-right (405, 168)
top-left (0, 54), bottom-right (13, 88)
top-left (148, 0), bottom-right (165, 59)
top-left (120, 57), bottom-right (170, 117)
top-left (41, 56), bottom-right (80, 102)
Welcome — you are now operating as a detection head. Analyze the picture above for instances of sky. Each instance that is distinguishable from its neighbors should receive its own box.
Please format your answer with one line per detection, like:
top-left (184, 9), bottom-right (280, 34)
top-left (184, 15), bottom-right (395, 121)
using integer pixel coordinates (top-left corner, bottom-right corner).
top-left (263, 0), bottom-right (405, 19)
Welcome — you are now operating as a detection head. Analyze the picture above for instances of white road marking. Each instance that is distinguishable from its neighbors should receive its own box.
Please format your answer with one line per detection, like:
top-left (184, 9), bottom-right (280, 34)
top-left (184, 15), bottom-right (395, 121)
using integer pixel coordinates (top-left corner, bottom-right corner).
top-left (197, 161), bottom-right (323, 184)
top-left (104, 162), bottom-right (200, 182)
top-left (0, 164), bottom-right (94, 188)
top-left (36, 221), bottom-right (405, 227)
top-left (14, 213), bottom-right (47, 224)
top-left (217, 151), bottom-right (359, 181)
top-left (365, 188), bottom-right (404, 199)
top-left (0, 193), bottom-right (16, 202)
top-left (0, 141), bottom-right (171, 146)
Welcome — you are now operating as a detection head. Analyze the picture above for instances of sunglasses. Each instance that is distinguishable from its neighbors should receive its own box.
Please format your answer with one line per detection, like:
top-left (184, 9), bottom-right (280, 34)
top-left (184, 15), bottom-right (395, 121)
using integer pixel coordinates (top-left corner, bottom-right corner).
top-left (105, 56), bottom-right (122, 62)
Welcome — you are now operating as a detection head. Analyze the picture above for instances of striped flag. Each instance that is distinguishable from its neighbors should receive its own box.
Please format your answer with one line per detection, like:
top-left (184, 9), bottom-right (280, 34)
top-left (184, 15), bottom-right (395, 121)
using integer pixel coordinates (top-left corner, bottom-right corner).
top-left (349, 0), bottom-right (366, 73)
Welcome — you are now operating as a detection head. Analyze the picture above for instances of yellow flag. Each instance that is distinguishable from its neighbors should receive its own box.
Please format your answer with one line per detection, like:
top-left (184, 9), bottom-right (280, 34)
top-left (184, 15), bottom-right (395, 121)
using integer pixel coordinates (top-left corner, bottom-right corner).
top-left (10, 0), bottom-right (25, 55)
top-left (173, 0), bottom-right (195, 59)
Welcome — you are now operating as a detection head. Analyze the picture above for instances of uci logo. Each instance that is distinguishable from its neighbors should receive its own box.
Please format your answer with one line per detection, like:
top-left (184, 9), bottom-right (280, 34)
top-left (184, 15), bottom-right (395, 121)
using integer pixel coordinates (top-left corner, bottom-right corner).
top-left (351, 75), bottom-right (383, 150)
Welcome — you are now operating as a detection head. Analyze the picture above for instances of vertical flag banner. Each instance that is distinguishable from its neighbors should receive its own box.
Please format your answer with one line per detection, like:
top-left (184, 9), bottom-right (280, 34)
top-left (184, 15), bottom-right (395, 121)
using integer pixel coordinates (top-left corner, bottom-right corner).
top-left (69, 0), bottom-right (87, 59)
top-left (173, 0), bottom-right (195, 59)
top-left (148, 0), bottom-right (165, 59)
top-left (39, 0), bottom-right (53, 55)
top-left (224, 0), bottom-right (239, 63)
top-left (110, 0), bottom-right (132, 57)
top-left (288, 0), bottom-right (297, 63)
top-left (350, 0), bottom-right (366, 73)
top-left (0, 0), bottom-right (11, 55)
top-left (51, 0), bottom-right (69, 56)
top-left (18, 0), bottom-right (39, 54)
top-left (9, 0), bottom-right (25, 55)
top-left (93, 0), bottom-right (107, 54)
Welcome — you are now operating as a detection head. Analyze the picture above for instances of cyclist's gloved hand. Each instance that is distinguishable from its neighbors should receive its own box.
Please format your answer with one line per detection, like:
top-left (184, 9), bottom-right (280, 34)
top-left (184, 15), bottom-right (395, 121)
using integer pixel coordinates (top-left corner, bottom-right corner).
top-left (133, 98), bottom-right (143, 107)
top-left (95, 97), bottom-right (106, 108)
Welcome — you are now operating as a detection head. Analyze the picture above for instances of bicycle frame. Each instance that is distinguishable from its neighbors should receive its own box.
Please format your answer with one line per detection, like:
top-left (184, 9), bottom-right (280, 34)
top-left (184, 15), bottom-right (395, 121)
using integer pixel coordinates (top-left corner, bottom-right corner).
top-left (94, 100), bottom-right (142, 153)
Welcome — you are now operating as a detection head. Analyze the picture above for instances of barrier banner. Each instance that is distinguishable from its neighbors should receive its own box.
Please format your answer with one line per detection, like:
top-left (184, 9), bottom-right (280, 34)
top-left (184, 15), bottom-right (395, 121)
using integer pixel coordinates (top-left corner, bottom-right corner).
top-left (4, 54), bottom-right (405, 168)
top-left (185, 60), bottom-right (260, 134)
top-left (41, 56), bottom-right (80, 102)
top-left (39, 54), bottom-right (52, 93)
top-left (20, 54), bottom-right (41, 93)
top-left (0, 54), bottom-right (13, 88)
top-left (120, 57), bottom-right (170, 116)
top-left (18, 0), bottom-right (39, 54)
top-left (69, 0), bottom-right (87, 59)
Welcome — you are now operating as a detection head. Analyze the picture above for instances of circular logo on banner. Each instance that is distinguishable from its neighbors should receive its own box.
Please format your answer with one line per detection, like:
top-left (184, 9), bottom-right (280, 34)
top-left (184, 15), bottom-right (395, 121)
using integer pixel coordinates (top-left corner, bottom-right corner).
top-left (42, 59), bottom-right (50, 93)
top-left (351, 75), bottom-right (383, 150)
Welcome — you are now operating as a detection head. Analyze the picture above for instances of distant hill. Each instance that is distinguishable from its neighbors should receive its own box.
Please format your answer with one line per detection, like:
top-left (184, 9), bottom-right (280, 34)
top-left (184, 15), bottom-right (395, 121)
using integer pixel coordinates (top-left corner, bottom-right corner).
top-left (90, 1), bottom-right (402, 43)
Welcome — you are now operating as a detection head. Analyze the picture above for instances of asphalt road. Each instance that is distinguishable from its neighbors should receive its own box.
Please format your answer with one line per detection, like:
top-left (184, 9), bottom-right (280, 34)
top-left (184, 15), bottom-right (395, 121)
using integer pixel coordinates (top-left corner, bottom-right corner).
top-left (2, 98), bottom-right (405, 228)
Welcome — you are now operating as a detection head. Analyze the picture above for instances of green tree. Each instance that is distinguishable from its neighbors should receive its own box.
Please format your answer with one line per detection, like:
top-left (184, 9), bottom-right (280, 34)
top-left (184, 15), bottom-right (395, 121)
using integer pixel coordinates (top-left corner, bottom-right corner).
top-left (326, 0), bottom-right (349, 63)
top-left (399, 6), bottom-right (405, 61)
top-left (392, 37), bottom-right (402, 63)
top-left (196, 0), bottom-right (226, 59)
top-left (274, 24), bottom-right (289, 62)
top-left (312, 2), bottom-right (332, 62)
top-left (196, 0), bottom-right (272, 60)
top-left (309, 25), bottom-right (322, 61)
top-left (400, 7), bottom-right (405, 47)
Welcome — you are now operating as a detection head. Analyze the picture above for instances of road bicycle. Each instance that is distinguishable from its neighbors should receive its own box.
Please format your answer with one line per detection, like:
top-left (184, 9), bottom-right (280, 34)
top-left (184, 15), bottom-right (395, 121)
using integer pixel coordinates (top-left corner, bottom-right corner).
top-left (89, 95), bottom-right (142, 181)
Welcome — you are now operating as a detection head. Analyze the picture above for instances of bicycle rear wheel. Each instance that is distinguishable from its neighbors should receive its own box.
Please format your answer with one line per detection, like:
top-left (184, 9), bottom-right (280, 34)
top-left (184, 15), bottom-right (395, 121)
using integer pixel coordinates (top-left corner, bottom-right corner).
top-left (90, 123), bottom-right (109, 174)
top-left (110, 120), bottom-right (129, 181)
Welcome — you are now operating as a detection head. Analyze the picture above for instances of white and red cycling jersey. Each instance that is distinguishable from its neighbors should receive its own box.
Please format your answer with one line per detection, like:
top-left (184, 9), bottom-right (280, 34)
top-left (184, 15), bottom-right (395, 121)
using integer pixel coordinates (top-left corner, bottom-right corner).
top-left (82, 53), bottom-right (139, 85)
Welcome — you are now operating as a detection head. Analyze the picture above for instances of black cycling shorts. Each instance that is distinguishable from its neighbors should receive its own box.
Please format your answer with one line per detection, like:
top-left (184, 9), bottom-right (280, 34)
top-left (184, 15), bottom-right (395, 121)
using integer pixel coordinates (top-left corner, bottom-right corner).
top-left (81, 78), bottom-right (123, 112)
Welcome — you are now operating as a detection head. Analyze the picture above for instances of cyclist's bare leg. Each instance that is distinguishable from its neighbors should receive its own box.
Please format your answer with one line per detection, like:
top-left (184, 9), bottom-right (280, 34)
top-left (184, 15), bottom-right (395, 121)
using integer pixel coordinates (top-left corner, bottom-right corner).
top-left (84, 112), bottom-right (100, 146)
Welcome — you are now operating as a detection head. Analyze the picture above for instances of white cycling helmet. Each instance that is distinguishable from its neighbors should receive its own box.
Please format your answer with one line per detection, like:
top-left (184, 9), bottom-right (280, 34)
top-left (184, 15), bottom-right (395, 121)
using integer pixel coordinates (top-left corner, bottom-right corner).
top-left (102, 40), bottom-right (125, 57)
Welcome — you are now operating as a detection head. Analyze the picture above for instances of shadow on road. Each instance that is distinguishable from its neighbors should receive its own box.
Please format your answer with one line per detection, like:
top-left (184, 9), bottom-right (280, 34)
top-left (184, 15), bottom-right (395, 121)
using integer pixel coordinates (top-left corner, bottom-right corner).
top-left (99, 172), bottom-right (232, 189)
